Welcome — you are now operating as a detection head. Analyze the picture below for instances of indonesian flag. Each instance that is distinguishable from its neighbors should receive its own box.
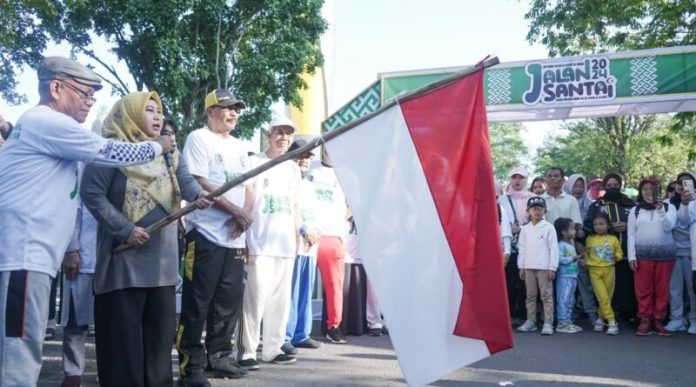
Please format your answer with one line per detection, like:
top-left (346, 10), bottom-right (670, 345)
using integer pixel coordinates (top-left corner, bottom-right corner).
top-left (326, 69), bottom-right (513, 386)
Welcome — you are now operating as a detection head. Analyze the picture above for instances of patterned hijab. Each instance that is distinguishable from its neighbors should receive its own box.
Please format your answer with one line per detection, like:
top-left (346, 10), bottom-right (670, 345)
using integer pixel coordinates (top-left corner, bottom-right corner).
top-left (102, 91), bottom-right (181, 222)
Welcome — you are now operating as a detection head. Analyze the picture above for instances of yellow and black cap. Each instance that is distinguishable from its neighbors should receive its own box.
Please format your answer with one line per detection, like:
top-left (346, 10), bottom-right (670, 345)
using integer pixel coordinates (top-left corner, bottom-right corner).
top-left (204, 89), bottom-right (246, 110)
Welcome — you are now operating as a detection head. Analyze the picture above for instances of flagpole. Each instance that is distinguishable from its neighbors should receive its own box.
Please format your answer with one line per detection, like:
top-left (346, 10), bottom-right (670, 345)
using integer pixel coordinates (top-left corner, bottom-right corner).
top-left (113, 56), bottom-right (500, 253)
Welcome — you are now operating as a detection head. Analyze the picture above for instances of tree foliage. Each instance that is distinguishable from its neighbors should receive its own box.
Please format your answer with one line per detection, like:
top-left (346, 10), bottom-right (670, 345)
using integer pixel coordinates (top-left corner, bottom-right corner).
top-left (535, 116), bottom-right (693, 186)
top-left (525, 0), bottom-right (696, 135)
top-left (489, 122), bottom-right (528, 181)
top-left (525, 0), bottom-right (696, 57)
top-left (0, 0), bottom-right (327, 138)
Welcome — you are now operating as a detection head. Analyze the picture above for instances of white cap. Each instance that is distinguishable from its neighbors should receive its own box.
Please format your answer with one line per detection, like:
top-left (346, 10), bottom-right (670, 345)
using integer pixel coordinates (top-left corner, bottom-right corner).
top-left (267, 116), bottom-right (297, 133)
top-left (509, 166), bottom-right (529, 178)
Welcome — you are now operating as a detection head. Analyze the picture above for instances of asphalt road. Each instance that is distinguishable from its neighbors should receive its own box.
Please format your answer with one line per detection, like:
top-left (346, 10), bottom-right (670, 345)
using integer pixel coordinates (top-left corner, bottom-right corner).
top-left (38, 320), bottom-right (696, 386)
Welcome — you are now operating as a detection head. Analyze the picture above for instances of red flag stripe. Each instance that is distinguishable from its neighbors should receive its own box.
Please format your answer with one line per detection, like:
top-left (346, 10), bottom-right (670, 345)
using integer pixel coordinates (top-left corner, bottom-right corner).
top-left (400, 70), bottom-right (513, 353)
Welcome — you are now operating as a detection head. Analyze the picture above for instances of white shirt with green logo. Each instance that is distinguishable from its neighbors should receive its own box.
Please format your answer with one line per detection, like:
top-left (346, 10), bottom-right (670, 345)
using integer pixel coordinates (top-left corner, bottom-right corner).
top-left (183, 127), bottom-right (251, 248)
top-left (298, 178), bottom-right (319, 257)
top-left (246, 153), bottom-right (301, 258)
top-left (307, 162), bottom-right (348, 239)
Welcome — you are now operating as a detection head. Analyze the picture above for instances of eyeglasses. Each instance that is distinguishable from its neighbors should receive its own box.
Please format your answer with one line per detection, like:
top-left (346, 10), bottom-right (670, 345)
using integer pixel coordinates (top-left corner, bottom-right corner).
top-left (213, 105), bottom-right (241, 113)
top-left (61, 81), bottom-right (96, 103)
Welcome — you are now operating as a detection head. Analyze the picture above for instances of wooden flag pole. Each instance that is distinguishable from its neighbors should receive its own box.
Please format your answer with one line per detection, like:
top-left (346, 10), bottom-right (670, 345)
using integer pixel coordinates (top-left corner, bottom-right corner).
top-left (113, 56), bottom-right (500, 253)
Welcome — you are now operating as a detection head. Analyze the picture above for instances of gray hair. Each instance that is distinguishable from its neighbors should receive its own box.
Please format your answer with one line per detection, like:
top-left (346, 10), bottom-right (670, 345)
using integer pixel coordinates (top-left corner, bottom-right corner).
top-left (38, 79), bottom-right (53, 100)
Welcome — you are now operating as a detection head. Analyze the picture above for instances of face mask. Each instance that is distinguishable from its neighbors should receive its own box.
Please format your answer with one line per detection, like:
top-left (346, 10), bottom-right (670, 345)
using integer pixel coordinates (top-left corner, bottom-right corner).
top-left (604, 187), bottom-right (621, 199)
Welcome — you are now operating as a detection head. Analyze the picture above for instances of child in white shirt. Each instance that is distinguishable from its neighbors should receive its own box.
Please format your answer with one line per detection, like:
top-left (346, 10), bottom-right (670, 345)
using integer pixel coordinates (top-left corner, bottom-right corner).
top-left (517, 197), bottom-right (559, 335)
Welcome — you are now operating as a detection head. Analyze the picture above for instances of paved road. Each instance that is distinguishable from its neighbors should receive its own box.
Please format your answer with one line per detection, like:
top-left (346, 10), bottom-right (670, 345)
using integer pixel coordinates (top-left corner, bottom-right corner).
top-left (38, 321), bottom-right (696, 386)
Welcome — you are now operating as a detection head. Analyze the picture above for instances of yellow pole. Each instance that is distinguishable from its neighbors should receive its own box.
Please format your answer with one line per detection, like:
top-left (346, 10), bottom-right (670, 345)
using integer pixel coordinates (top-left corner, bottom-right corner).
top-left (288, 67), bottom-right (327, 138)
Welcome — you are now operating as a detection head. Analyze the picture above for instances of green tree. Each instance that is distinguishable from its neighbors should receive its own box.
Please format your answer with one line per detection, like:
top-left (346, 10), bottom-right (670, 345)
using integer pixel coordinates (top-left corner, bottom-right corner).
top-left (534, 116), bottom-right (693, 186)
top-left (489, 122), bottom-right (528, 181)
top-left (525, 0), bottom-right (696, 135)
top-left (0, 0), bottom-right (327, 138)
top-left (525, 0), bottom-right (696, 57)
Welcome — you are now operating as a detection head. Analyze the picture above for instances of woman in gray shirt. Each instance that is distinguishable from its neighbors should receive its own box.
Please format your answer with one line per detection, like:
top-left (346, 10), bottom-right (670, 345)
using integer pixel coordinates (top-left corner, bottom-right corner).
top-left (81, 91), bottom-right (210, 387)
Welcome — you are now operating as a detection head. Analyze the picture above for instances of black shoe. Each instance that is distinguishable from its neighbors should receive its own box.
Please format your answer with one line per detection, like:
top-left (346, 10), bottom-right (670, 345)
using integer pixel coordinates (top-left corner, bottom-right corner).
top-left (270, 354), bottom-right (297, 364)
top-left (281, 342), bottom-right (298, 356)
top-left (326, 327), bottom-right (347, 344)
top-left (294, 338), bottom-right (322, 349)
top-left (206, 356), bottom-right (247, 379)
top-left (381, 327), bottom-right (389, 335)
top-left (368, 328), bottom-right (383, 336)
top-left (238, 358), bottom-right (260, 371)
top-left (178, 371), bottom-right (211, 387)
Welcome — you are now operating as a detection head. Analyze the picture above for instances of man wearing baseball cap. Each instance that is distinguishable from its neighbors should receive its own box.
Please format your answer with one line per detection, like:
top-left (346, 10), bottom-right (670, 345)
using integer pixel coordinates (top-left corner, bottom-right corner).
top-left (177, 89), bottom-right (251, 386)
top-left (0, 56), bottom-right (174, 385)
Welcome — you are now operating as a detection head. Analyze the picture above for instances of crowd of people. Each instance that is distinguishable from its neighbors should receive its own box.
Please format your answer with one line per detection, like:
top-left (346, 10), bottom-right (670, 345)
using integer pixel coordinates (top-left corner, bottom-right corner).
top-left (499, 166), bottom-right (696, 338)
top-left (0, 56), bottom-right (386, 387)
top-left (2, 55), bottom-right (695, 387)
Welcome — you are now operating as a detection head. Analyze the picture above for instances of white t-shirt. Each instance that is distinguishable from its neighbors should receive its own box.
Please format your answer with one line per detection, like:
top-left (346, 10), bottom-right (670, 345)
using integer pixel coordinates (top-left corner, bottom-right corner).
top-left (183, 128), bottom-right (251, 249)
top-left (246, 152), bottom-right (300, 258)
top-left (542, 191), bottom-right (583, 225)
top-left (298, 178), bottom-right (319, 257)
top-left (0, 105), bottom-right (161, 276)
top-left (307, 162), bottom-right (348, 238)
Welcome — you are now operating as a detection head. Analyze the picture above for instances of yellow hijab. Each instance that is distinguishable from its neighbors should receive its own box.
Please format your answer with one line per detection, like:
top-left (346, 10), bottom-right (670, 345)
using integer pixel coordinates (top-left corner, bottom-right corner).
top-left (102, 91), bottom-right (181, 223)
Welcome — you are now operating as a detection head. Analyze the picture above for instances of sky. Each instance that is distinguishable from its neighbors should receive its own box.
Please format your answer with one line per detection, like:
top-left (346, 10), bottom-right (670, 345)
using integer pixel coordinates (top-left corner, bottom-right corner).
top-left (0, 0), bottom-right (556, 159)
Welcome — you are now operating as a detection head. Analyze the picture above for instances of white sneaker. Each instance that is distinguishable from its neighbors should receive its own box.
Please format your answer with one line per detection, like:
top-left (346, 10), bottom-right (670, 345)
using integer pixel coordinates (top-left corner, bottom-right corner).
top-left (517, 320), bottom-right (537, 332)
top-left (688, 320), bottom-right (696, 335)
top-left (665, 319), bottom-right (687, 332)
top-left (568, 324), bottom-right (583, 333)
top-left (606, 321), bottom-right (619, 336)
top-left (555, 323), bottom-right (581, 334)
top-left (594, 318), bottom-right (605, 332)
top-left (541, 323), bottom-right (554, 335)
top-left (555, 323), bottom-right (571, 333)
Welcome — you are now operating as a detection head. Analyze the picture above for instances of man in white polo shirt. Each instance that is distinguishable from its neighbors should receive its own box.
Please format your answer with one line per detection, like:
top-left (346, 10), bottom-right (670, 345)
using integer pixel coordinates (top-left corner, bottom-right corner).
top-left (0, 56), bottom-right (172, 385)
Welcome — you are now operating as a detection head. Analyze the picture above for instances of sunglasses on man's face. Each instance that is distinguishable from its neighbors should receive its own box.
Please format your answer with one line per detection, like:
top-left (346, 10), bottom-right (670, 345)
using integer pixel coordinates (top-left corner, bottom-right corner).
top-left (668, 186), bottom-right (676, 193)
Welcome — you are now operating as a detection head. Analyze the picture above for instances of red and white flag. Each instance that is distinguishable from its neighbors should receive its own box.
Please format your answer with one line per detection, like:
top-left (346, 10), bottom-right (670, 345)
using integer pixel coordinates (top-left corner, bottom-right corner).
top-left (326, 69), bottom-right (513, 386)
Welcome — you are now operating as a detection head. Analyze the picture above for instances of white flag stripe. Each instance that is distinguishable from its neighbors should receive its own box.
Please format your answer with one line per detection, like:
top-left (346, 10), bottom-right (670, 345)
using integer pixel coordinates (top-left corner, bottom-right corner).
top-left (327, 105), bottom-right (490, 386)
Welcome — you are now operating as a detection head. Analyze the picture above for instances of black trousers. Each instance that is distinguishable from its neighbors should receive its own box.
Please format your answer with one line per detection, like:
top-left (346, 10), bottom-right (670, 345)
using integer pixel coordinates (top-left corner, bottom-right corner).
top-left (176, 229), bottom-right (246, 375)
top-left (505, 253), bottom-right (527, 321)
top-left (321, 263), bottom-right (367, 335)
top-left (613, 259), bottom-right (637, 322)
top-left (94, 286), bottom-right (175, 387)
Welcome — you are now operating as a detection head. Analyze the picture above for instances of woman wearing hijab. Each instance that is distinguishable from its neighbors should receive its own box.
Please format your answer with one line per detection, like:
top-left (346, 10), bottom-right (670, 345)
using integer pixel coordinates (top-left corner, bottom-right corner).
top-left (565, 174), bottom-right (591, 220)
top-left (584, 173), bottom-right (637, 325)
top-left (81, 92), bottom-right (211, 386)
top-left (587, 178), bottom-right (604, 201)
top-left (499, 166), bottom-right (534, 325)
top-left (628, 178), bottom-right (677, 336)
